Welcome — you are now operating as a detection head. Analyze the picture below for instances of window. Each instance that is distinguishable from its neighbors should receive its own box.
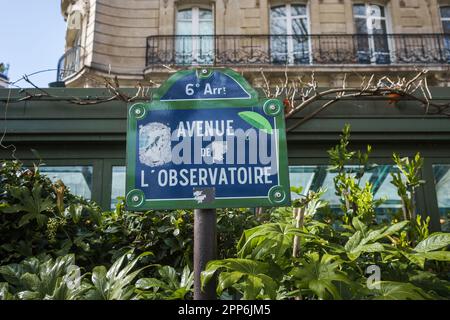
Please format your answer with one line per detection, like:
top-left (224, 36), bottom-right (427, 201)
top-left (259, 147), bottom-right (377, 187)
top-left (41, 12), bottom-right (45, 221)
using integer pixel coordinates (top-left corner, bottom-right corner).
top-left (433, 165), bottom-right (450, 232)
top-left (270, 4), bottom-right (310, 65)
top-left (111, 166), bottom-right (126, 209)
top-left (353, 3), bottom-right (390, 64)
top-left (176, 7), bottom-right (214, 65)
top-left (440, 6), bottom-right (450, 62)
top-left (39, 166), bottom-right (93, 200)
top-left (289, 165), bottom-right (404, 222)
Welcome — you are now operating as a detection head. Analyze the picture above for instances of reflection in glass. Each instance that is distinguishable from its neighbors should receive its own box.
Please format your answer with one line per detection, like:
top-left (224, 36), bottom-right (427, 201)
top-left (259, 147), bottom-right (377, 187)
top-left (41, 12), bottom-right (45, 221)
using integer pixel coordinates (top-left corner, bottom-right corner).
top-left (433, 165), bottom-right (450, 232)
top-left (289, 165), bottom-right (403, 221)
top-left (440, 6), bottom-right (450, 62)
top-left (270, 4), bottom-right (310, 65)
top-left (40, 166), bottom-right (93, 200)
top-left (176, 8), bottom-right (214, 65)
top-left (353, 4), bottom-right (390, 64)
top-left (111, 166), bottom-right (126, 209)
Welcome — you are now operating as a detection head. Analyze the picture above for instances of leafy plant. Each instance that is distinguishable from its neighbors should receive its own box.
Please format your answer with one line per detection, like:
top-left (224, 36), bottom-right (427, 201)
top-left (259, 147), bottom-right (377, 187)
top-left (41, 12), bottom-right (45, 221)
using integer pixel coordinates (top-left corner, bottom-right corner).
top-left (136, 265), bottom-right (194, 300)
top-left (84, 252), bottom-right (151, 300)
top-left (288, 253), bottom-right (352, 300)
top-left (201, 125), bottom-right (450, 300)
top-left (0, 255), bottom-right (90, 300)
top-left (202, 259), bottom-right (278, 300)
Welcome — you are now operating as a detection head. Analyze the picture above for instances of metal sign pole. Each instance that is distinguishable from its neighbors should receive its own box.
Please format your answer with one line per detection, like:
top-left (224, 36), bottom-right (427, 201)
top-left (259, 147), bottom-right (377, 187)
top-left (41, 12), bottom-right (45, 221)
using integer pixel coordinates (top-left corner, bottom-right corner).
top-left (194, 208), bottom-right (217, 300)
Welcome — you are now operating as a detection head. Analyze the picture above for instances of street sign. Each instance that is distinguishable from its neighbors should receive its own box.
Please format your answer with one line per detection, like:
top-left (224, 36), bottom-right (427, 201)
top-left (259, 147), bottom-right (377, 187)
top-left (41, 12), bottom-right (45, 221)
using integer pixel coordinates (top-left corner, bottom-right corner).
top-left (125, 68), bottom-right (290, 210)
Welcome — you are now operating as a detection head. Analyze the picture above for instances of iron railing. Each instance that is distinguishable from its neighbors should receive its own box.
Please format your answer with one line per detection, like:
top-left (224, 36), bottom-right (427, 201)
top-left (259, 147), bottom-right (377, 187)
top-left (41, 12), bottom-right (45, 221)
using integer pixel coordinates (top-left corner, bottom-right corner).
top-left (57, 46), bottom-right (82, 81)
top-left (146, 34), bottom-right (450, 67)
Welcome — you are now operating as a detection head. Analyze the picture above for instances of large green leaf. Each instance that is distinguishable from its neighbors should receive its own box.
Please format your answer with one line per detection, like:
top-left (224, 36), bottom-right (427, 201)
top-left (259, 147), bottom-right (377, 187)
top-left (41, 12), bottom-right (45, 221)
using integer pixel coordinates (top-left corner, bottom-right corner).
top-left (238, 111), bottom-right (273, 134)
top-left (414, 233), bottom-right (450, 253)
top-left (415, 251), bottom-right (450, 262)
top-left (289, 253), bottom-right (350, 300)
top-left (0, 283), bottom-right (14, 300)
top-left (135, 265), bottom-right (194, 300)
top-left (2, 183), bottom-right (53, 227)
top-left (409, 271), bottom-right (450, 299)
top-left (367, 281), bottom-right (432, 300)
top-left (237, 223), bottom-right (316, 260)
top-left (201, 259), bottom-right (277, 299)
top-left (344, 221), bottom-right (409, 261)
top-left (86, 252), bottom-right (151, 300)
top-left (0, 255), bottom-right (90, 300)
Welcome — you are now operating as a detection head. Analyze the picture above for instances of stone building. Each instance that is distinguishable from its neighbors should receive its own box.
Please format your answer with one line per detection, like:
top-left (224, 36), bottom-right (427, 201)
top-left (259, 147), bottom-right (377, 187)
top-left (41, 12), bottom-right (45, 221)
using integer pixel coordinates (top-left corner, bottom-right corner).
top-left (59, 0), bottom-right (450, 87)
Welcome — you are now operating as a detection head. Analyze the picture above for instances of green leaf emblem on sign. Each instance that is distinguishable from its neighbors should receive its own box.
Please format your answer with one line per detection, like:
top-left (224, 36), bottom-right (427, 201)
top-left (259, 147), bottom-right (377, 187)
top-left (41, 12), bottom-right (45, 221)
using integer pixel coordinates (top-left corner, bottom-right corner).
top-left (238, 111), bottom-right (273, 134)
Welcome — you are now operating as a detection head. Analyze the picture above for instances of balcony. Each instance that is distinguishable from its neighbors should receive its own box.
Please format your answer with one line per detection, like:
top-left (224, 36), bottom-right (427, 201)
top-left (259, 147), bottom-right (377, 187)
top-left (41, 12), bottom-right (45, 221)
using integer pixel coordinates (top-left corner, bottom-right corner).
top-left (146, 34), bottom-right (450, 68)
top-left (57, 46), bottom-right (82, 82)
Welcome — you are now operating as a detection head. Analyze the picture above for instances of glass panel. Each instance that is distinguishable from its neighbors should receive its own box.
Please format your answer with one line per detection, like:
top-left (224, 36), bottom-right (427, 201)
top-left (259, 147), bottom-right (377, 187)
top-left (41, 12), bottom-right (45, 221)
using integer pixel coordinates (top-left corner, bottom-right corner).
top-left (355, 17), bottom-right (368, 34)
top-left (368, 4), bottom-right (385, 18)
top-left (292, 17), bottom-right (308, 35)
top-left (271, 11), bottom-right (287, 34)
top-left (289, 165), bottom-right (403, 222)
top-left (199, 9), bottom-right (212, 20)
top-left (271, 5), bottom-right (287, 19)
top-left (440, 6), bottom-right (450, 19)
top-left (353, 4), bottom-right (366, 16)
top-left (291, 4), bottom-right (307, 17)
top-left (176, 9), bottom-right (193, 64)
top-left (372, 20), bottom-right (390, 64)
top-left (111, 166), bottom-right (126, 209)
top-left (177, 9), bottom-right (192, 20)
top-left (40, 166), bottom-right (93, 200)
top-left (197, 10), bottom-right (214, 64)
top-left (271, 5), bottom-right (310, 65)
top-left (433, 165), bottom-right (450, 232)
top-left (442, 20), bottom-right (450, 33)
top-left (355, 17), bottom-right (370, 63)
top-left (271, 11), bottom-right (287, 64)
top-left (176, 8), bottom-right (214, 65)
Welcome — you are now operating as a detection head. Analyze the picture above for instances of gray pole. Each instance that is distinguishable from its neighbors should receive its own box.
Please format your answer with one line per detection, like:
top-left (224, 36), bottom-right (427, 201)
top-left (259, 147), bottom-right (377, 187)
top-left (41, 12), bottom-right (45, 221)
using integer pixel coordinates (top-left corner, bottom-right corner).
top-left (194, 208), bottom-right (217, 300)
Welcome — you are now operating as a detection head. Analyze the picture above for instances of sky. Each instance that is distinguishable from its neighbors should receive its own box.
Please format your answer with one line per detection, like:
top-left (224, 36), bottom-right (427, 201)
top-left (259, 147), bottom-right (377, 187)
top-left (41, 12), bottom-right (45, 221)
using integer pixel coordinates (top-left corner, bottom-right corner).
top-left (0, 0), bottom-right (66, 88)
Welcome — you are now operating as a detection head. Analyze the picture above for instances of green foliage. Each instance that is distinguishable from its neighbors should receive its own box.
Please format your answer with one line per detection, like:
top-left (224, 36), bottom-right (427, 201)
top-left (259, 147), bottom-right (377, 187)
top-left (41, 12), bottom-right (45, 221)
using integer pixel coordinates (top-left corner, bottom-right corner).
top-left (327, 124), bottom-right (379, 224)
top-left (202, 259), bottom-right (278, 299)
top-left (288, 253), bottom-right (352, 300)
top-left (1, 125), bottom-right (449, 300)
top-left (201, 125), bottom-right (450, 300)
top-left (136, 265), bottom-right (194, 300)
top-left (0, 255), bottom-right (90, 300)
top-left (366, 281), bottom-right (432, 300)
top-left (85, 252), bottom-right (151, 300)
top-left (391, 152), bottom-right (425, 223)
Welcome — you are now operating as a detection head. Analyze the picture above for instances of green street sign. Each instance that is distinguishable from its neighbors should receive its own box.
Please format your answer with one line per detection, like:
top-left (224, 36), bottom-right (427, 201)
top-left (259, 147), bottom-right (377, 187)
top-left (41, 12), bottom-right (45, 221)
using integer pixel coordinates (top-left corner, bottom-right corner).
top-left (125, 68), bottom-right (290, 210)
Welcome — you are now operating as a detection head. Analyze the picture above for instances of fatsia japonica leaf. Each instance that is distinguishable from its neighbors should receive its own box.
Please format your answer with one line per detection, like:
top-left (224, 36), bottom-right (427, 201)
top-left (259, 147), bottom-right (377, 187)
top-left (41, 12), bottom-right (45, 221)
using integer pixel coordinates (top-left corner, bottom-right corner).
top-left (237, 223), bottom-right (315, 260)
top-left (86, 252), bottom-right (151, 300)
top-left (2, 183), bottom-right (53, 227)
top-left (344, 221), bottom-right (409, 261)
top-left (414, 233), bottom-right (450, 253)
top-left (289, 253), bottom-right (351, 300)
top-left (201, 259), bottom-right (277, 299)
top-left (367, 281), bottom-right (432, 300)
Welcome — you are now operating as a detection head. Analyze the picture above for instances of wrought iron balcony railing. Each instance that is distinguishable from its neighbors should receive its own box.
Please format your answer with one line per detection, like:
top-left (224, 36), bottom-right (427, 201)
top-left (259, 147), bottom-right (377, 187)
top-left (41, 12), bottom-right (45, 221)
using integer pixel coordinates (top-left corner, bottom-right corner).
top-left (146, 34), bottom-right (450, 67)
top-left (57, 46), bottom-right (82, 82)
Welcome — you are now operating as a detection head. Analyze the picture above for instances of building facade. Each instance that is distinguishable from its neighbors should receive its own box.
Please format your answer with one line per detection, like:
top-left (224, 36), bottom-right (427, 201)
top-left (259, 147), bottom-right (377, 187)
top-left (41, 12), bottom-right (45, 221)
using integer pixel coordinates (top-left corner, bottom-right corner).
top-left (59, 0), bottom-right (450, 87)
